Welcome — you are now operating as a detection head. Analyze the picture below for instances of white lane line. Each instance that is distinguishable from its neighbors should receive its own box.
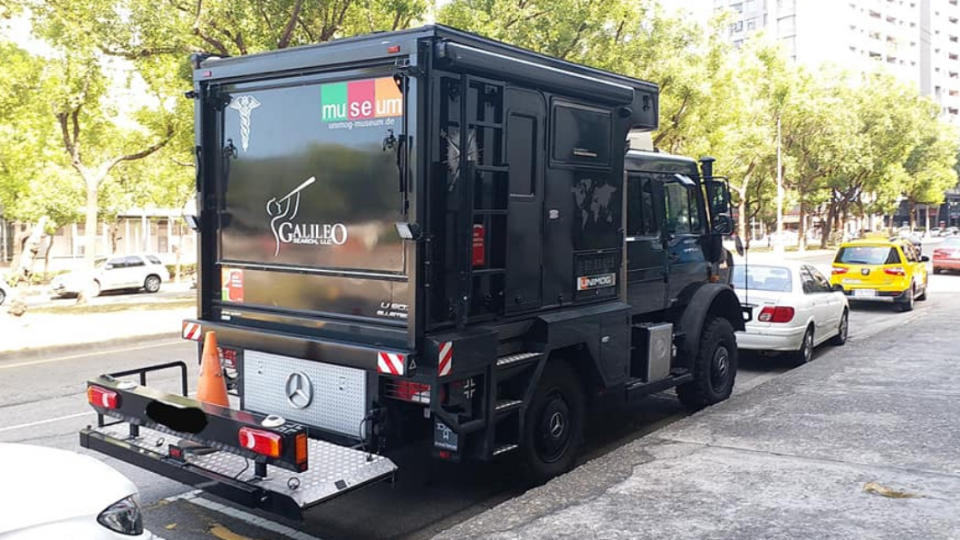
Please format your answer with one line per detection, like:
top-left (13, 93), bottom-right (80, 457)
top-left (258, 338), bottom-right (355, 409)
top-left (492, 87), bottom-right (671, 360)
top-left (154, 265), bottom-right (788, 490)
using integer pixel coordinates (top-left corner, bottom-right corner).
top-left (0, 411), bottom-right (90, 433)
top-left (167, 490), bottom-right (322, 540)
top-left (0, 339), bottom-right (183, 370)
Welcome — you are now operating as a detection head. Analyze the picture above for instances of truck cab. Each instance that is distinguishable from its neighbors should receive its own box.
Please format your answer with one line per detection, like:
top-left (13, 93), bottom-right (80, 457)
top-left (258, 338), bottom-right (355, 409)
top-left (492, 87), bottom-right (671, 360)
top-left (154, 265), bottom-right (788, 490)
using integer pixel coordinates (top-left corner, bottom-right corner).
top-left (80, 25), bottom-right (745, 521)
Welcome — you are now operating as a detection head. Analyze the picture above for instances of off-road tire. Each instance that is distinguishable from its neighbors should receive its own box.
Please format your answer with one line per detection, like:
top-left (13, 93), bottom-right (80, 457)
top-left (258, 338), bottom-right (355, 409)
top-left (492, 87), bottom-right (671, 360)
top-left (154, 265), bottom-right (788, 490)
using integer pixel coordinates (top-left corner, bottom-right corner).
top-left (522, 361), bottom-right (585, 483)
top-left (676, 317), bottom-right (738, 411)
top-left (144, 274), bottom-right (162, 293)
top-left (829, 310), bottom-right (848, 346)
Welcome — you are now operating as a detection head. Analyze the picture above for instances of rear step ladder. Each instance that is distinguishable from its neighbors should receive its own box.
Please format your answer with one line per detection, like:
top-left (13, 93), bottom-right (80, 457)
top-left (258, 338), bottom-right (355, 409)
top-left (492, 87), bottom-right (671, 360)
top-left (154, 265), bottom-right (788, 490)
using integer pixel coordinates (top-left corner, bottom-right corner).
top-left (486, 351), bottom-right (544, 458)
top-left (79, 361), bottom-right (396, 520)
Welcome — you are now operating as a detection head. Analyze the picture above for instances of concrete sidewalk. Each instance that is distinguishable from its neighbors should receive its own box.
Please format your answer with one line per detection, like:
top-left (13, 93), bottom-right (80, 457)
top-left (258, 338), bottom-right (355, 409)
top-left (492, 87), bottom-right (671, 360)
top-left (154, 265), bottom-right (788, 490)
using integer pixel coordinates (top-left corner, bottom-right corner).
top-left (440, 294), bottom-right (960, 538)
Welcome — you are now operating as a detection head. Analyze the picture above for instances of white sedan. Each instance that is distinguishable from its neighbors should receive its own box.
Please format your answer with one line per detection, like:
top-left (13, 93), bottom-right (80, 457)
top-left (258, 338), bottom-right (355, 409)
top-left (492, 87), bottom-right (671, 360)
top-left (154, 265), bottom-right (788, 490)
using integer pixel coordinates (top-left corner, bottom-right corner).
top-left (0, 444), bottom-right (151, 538)
top-left (51, 254), bottom-right (170, 297)
top-left (732, 261), bottom-right (849, 364)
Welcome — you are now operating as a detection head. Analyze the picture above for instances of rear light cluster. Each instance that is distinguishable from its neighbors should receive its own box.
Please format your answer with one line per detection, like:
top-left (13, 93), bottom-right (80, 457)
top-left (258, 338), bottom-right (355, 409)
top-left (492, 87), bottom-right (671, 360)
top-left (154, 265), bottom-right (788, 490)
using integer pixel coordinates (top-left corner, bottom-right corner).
top-left (933, 249), bottom-right (952, 258)
top-left (87, 386), bottom-right (119, 409)
top-left (883, 267), bottom-right (906, 276)
top-left (238, 427), bottom-right (283, 458)
top-left (831, 267), bottom-right (848, 275)
top-left (385, 380), bottom-right (431, 404)
top-left (757, 306), bottom-right (795, 323)
top-left (237, 427), bottom-right (308, 467)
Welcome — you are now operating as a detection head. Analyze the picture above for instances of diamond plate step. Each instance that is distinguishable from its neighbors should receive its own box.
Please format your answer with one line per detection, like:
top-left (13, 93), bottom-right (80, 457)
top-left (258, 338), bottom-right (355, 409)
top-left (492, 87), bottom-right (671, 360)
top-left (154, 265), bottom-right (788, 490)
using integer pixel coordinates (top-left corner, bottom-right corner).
top-left (98, 424), bottom-right (396, 509)
top-left (496, 352), bottom-right (541, 368)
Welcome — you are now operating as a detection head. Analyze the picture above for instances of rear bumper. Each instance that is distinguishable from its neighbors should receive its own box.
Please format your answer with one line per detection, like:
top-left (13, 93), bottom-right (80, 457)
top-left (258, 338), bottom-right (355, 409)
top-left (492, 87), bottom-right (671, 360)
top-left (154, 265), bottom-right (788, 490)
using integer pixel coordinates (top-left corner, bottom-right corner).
top-left (840, 288), bottom-right (910, 303)
top-left (736, 325), bottom-right (806, 352)
top-left (933, 259), bottom-right (960, 270)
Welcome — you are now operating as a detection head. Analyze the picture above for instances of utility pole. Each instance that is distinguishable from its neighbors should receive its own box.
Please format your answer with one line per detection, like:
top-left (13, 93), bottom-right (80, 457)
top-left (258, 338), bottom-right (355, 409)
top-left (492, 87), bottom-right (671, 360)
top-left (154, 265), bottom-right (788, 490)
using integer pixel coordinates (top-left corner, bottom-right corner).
top-left (775, 114), bottom-right (784, 254)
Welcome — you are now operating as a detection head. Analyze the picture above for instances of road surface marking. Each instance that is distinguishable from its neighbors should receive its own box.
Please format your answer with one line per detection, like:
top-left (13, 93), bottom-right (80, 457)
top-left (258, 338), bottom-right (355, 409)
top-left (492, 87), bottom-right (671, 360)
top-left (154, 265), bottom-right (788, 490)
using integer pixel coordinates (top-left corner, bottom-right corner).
top-left (0, 339), bottom-right (182, 370)
top-left (0, 411), bottom-right (90, 433)
top-left (167, 490), bottom-right (322, 540)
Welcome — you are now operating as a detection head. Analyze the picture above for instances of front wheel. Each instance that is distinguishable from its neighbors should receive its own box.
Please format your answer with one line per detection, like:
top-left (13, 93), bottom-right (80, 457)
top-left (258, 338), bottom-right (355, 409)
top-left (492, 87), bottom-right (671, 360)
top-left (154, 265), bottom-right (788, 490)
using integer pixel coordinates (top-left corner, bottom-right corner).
top-left (522, 361), bottom-right (585, 482)
top-left (144, 275), bottom-right (161, 293)
top-left (676, 317), bottom-right (738, 411)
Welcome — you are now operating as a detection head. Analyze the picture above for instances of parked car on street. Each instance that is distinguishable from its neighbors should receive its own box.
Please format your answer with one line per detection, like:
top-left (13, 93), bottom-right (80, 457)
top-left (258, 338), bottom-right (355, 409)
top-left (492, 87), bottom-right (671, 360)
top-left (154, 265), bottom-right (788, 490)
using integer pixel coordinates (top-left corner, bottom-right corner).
top-left (732, 261), bottom-right (848, 364)
top-left (830, 239), bottom-right (928, 312)
top-left (0, 275), bottom-right (9, 306)
top-left (50, 254), bottom-right (169, 297)
top-left (0, 443), bottom-right (148, 538)
top-left (933, 236), bottom-right (960, 274)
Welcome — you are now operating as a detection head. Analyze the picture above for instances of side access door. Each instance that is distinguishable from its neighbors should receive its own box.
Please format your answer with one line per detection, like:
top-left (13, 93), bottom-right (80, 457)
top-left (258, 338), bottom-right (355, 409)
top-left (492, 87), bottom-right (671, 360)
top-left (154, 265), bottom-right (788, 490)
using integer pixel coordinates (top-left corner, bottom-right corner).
top-left (626, 174), bottom-right (667, 313)
top-left (503, 87), bottom-right (545, 313)
top-left (662, 177), bottom-right (709, 303)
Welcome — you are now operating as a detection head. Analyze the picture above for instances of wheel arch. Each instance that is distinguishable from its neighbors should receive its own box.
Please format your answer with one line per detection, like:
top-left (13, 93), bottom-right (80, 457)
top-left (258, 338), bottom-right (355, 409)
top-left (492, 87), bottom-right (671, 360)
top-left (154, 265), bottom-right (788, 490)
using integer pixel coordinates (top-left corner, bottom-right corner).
top-left (676, 283), bottom-right (745, 371)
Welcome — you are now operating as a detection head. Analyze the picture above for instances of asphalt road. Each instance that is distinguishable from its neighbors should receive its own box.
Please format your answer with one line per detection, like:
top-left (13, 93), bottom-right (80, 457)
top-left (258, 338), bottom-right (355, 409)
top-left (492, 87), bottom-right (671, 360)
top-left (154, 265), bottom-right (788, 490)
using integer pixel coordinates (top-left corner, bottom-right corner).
top-left (1, 262), bottom-right (954, 539)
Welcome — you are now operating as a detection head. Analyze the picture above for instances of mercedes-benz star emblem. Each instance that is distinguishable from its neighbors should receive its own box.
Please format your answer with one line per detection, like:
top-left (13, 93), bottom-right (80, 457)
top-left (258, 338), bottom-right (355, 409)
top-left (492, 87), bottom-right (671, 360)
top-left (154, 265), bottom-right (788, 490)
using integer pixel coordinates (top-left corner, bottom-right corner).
top-left (285, 371), bottom-right (313, 409)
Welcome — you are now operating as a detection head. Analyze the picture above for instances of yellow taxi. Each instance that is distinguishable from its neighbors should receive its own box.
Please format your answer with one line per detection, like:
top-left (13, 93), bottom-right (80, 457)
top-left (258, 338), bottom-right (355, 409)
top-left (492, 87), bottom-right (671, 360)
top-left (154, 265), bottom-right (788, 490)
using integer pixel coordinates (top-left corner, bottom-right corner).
top-left (830, 238), bottom-right (929, 312)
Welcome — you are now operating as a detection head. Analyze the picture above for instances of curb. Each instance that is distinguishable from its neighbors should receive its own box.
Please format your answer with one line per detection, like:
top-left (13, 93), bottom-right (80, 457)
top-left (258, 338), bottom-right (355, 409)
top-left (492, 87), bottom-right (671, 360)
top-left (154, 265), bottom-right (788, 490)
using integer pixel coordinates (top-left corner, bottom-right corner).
top-left (0, 331), bottom-right (183, 362)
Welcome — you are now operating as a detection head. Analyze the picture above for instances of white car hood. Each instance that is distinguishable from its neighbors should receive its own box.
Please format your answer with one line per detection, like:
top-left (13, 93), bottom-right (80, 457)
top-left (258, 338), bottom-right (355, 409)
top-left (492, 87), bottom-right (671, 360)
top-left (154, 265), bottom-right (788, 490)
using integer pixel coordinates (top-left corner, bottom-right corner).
top-left (0, 444), bottom-right (137, 534)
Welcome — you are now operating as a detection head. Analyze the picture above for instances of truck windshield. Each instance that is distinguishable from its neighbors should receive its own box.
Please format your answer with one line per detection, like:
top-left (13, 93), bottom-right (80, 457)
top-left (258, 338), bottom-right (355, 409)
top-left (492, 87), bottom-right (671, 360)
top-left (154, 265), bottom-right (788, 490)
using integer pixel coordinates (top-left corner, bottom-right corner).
top-left (835, 246), bottom-right (900, 265)
top-left (218, 74), bottom-right (406, 273)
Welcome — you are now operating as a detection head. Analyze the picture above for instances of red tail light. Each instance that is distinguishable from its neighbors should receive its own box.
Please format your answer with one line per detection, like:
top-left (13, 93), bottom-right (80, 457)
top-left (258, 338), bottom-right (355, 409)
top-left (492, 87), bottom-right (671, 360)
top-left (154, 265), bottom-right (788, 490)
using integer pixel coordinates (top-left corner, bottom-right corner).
top-left (831, 267), bottom-right (848, 275)
top-left (883, 267), bottom-right (906, 276)
top-left (757, 306), bottom-right (795, 323)
top-left (386, 380), bottom-right (431, 404)
top-left (238, 427), bottom-right (282, 458)
top-left (87, 386), bottom-right (119, 409)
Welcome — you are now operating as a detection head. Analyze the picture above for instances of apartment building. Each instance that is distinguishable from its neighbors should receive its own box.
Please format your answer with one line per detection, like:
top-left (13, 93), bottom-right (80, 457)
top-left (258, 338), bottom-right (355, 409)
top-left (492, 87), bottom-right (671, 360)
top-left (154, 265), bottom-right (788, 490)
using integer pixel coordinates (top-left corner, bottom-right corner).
top-left (700, 0), bottom-right (960, 124)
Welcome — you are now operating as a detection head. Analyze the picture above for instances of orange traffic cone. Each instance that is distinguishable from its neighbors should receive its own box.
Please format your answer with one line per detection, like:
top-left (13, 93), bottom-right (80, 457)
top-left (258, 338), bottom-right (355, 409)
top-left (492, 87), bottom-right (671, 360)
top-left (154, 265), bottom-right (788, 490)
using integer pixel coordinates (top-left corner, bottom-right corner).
top-left (197, 331), bottom-right (230, 407)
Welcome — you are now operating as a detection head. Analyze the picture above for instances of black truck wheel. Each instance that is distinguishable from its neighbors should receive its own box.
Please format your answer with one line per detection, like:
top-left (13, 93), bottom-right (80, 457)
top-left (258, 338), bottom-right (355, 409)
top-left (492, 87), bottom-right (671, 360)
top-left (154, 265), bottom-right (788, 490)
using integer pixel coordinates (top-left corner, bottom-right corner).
top-left (522, 361), bottom-right (585, 482)
top-left (677, 317), bottom-right (738, 411)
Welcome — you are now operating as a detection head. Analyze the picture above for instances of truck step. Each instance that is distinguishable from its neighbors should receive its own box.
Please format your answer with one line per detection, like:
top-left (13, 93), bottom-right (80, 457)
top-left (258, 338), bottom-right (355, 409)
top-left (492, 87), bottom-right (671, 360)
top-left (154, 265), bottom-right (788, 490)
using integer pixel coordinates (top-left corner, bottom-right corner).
top-left (496, 352), bottom-right (541, 368)
top-left (492, 443), bottom-right (519, 456)
top-left (495, 399), bottom-right (523, 413)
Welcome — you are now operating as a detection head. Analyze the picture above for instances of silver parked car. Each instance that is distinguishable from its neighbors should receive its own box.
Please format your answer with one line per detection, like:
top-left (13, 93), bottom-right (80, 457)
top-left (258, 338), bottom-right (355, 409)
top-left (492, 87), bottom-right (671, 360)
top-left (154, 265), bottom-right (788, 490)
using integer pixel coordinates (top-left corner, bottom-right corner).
top-left (51, 254), bottom-right (170, 297)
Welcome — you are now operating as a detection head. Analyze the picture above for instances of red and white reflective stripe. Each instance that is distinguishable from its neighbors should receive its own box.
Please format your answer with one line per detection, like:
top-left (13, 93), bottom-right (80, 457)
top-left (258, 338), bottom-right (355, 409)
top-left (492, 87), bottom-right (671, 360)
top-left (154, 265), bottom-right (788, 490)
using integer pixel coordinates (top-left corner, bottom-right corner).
top-left (182, 322), bottom-right (202, 341)
top-left (438, 341), bottom-right (453, 377)
top-left (377, 351), bottom-right (406, 376)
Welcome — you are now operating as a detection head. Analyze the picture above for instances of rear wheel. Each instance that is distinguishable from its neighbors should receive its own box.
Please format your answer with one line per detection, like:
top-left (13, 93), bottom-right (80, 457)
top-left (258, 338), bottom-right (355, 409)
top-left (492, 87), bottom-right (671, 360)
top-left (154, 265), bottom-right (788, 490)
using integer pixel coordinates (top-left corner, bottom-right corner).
top-left (896, 285), bottom-right (915, 312)
top-left (933, 267), bottom-right (943, 275)
top-left (144, 275), bottom-right (161, 293)
top-left (522, 361), bottom-right (585, 482)
top-left (829, 310), bottom-right (848, 346)
top-left (677, 317), bottom-right (738, 411)
top-left (792, 326), bottom-right (814, 365)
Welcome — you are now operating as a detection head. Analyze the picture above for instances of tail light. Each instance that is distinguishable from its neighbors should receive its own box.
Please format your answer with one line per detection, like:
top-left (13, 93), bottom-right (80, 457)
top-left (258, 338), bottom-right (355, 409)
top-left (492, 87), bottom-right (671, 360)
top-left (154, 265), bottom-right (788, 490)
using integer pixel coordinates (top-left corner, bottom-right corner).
top-left (884, 267), bottom-right (906, 276)
top-left (933, 249), bottom-right (949, 258)
top-left (831, 267), bottom-right (848, 275)
top-left (87, 386), bottom-right (119, 409)
top-left (386, 380), bottom-right (431, 404)
top-left (238, 427), bottom-right (282, 458)
top-left (757, 306), bottom-right (795, 323)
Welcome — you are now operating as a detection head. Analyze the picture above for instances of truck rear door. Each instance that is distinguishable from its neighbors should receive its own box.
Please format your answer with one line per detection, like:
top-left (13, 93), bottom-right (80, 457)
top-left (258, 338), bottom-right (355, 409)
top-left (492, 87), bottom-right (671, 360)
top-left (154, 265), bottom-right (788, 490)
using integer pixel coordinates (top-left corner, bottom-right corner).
top-left (208, 69), bottom-right (411, 343)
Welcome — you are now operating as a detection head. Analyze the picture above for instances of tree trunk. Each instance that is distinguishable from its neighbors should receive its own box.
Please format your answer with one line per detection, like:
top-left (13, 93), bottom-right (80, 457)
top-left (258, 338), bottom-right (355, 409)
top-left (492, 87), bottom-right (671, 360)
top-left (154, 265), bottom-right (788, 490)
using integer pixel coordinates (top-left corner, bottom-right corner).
top-left (737, 197), bottom-right (747, 245)
top-left (43, 234), bottom-right (53, 280)
top-left (797, 202), bottom-right (806, 252)
top-left (820, 203), bottom-right (835, 249)
top-left (84, 177), bottom-right (99, 267)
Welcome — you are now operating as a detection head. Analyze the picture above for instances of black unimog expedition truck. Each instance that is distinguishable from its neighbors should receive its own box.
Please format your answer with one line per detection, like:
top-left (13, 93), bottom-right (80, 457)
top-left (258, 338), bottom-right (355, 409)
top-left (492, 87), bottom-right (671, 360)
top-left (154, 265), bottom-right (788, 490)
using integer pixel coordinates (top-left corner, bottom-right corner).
top-left (80, 25), bottom-right (745, 520)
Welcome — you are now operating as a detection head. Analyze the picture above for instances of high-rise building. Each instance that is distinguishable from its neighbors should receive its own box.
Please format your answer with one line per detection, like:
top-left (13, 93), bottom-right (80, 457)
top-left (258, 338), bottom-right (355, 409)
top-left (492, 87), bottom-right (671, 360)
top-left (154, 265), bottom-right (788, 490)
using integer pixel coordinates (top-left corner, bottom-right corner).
top-left (693, 0), bottom-right (960, 124)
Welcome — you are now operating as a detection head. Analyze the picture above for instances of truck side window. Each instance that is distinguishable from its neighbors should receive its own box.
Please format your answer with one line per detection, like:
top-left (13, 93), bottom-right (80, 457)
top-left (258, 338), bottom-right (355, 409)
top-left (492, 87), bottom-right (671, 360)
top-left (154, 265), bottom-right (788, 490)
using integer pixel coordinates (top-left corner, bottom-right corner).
top-left (507, 113), bottom-right (536, 195)
top-left (551, 102), bottom-right (610, 166)
top-left (663, 182), bottom-right (693, 234)
top-left (627, 176), bottom-right (659, 236)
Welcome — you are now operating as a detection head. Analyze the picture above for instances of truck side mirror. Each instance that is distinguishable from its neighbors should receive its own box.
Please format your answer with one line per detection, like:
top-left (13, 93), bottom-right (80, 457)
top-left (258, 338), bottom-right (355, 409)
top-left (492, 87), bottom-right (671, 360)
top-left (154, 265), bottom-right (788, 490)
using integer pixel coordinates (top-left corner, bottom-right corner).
top-left (713, 213), bottom-right (734, 235)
